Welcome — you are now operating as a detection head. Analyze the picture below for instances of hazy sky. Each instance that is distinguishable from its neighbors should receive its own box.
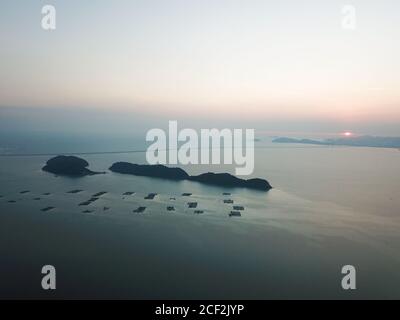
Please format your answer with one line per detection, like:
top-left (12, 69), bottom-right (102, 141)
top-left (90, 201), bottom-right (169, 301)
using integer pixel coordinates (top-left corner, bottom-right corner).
top-left (1, 0), bottom-right (399, 135)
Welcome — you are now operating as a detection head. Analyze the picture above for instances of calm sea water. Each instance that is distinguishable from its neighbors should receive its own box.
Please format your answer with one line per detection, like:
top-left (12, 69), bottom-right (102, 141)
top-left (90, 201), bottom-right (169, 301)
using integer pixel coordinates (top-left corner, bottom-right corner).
top-left (0, 134), bottom-right (399, 299)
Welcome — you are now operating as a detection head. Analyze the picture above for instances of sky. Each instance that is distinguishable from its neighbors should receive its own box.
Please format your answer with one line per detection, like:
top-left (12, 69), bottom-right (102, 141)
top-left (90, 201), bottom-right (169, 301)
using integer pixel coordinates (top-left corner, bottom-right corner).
top-left (0, 0), bottom-right (400, 136)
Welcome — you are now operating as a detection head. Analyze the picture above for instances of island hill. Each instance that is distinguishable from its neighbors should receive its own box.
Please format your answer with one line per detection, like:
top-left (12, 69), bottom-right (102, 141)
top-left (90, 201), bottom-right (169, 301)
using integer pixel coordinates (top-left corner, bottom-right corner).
top-left (42, 156), bottom-right (272, 191)
top-left (109, 162), bottom-right (272, 191)
top-left (42, 155), bottom-right (105, 176)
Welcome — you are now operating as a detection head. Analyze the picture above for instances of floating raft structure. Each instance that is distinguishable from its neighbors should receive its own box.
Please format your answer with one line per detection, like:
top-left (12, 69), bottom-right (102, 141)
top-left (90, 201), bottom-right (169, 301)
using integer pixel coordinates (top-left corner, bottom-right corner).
top-left (229, 211), bottom-right (241, 217)
top-left (144, 193), bottom-right (157, 200)
top-left (67, 189), bottom-right (83, 194)
top-left (79, 196), bottom-right (100, 206)
top-left (187, 202), bottom-right (198, 208)
top-left (92, 191), bottom-right (107, 197)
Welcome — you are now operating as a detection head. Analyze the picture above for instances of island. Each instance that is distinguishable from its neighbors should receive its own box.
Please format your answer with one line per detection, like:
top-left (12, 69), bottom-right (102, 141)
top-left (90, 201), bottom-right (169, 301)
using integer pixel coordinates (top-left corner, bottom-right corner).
top-left (188, 172), bottom-right (272, 191)
top-left (109, 162), bottom-right (272, 191)
top-left (42, 157), bottom-right (272, 190)
top-left (109, 162), bottom-right (189, 180)
top-left (42, 155), bottom-right (104, 177)
top-left (272, 137), bottom-right (327, 145)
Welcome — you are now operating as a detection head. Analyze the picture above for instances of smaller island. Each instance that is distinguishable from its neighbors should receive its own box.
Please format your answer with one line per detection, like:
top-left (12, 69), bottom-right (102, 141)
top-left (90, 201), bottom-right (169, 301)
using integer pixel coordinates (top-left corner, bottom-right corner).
top-left (42, 156), bottom-right (104, 177)
top-left (189, 173), bottom-right (272, 191)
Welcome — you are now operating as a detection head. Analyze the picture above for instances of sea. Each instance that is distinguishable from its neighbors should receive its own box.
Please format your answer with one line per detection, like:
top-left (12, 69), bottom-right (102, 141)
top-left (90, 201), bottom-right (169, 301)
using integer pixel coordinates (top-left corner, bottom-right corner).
top-left (0, 132), bottom-right (399, 299)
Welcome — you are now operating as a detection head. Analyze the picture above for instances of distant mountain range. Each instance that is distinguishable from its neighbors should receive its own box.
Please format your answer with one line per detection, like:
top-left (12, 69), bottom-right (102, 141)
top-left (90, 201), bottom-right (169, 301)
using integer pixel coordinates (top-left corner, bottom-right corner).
top-left (272, 136), bottom-right (400, 148)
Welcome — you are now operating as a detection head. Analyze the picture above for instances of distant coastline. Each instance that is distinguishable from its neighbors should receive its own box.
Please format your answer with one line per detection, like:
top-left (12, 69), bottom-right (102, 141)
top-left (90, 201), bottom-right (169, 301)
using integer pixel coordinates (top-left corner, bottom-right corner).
top-left (272, 135), bottom-right (400, 149)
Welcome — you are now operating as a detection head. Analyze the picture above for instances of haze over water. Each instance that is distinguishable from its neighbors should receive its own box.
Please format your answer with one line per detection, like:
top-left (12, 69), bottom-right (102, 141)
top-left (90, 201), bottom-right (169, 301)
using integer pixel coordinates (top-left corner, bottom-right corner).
top-left (1, 133), bottom-right (400, 298)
